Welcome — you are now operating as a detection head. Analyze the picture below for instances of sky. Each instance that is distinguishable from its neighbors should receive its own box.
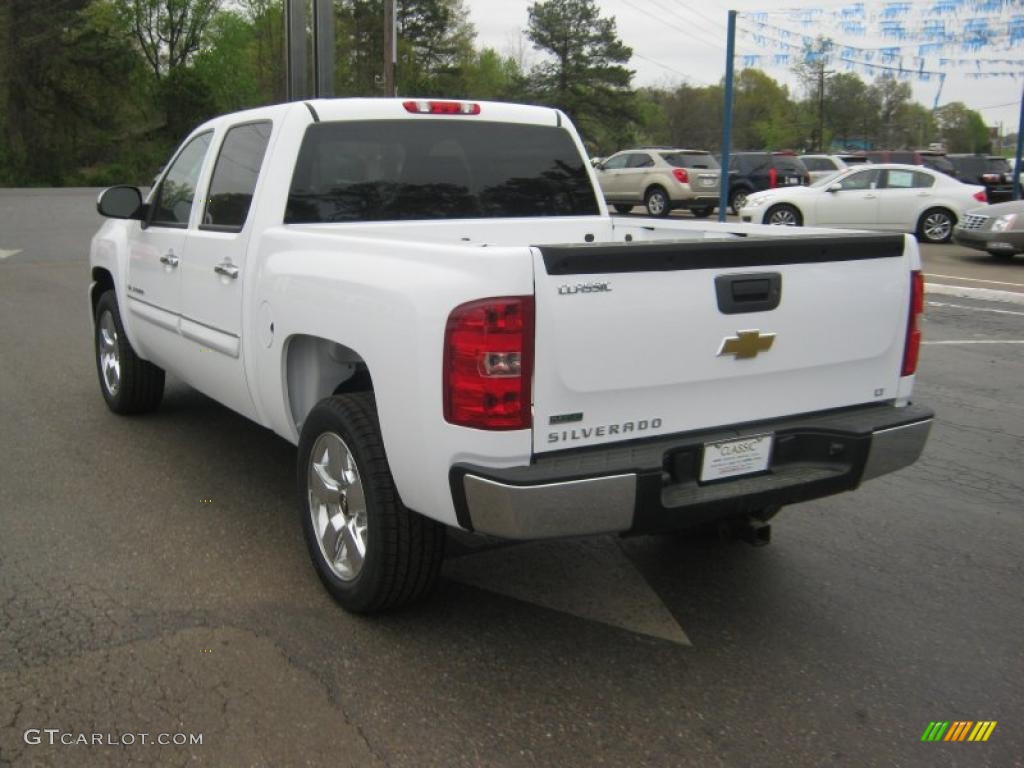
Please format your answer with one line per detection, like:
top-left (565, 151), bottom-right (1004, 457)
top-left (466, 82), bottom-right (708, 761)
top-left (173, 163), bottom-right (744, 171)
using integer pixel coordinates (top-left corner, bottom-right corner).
top-left (462, 0), bottom-right (1023, 138)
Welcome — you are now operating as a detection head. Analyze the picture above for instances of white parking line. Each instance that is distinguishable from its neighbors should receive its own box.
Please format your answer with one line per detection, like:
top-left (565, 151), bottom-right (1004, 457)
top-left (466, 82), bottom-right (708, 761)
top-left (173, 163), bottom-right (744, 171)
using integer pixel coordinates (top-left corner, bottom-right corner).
top-left (0, 249), bottom-right (22, 259)
top-left (923, 340), bottom-right (1024, 345)
top-left (926, 273), bottom-right (1024, 289)
top-left (927, 301), bottom-right (1024, 317)
top-left (925, 283), bottom-right (1024, 305)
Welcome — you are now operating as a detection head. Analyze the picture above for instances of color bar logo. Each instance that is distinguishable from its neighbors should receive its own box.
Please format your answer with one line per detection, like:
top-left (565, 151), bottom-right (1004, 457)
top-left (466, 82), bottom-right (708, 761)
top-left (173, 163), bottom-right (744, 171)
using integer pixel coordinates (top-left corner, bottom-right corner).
top-left (921, 721), bottom-right (997, 742)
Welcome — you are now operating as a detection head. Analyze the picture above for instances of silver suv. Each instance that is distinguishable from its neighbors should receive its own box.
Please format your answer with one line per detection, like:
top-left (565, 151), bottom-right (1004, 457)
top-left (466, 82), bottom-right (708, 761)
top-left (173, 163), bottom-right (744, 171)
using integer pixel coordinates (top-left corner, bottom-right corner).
top-left (596, 148), bottom-right (722, 217)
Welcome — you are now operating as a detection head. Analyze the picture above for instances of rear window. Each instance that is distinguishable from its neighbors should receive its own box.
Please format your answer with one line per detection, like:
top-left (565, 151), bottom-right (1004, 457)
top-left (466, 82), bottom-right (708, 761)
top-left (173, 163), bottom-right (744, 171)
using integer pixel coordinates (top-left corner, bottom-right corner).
top-left (285, 120), bottom-right (599, 223)
top-left (773, 157), bottom-right (808, 173)
top-left (661, 152), bottom-right (719, 169)
top-left (801, 157), bottom-right (836, 172)
top-left (921, 155), bottom-right (954, 174)
top-left (986, 157), bottom-right (1010, 173)
top-left (951, 157), bottom-right (987, 178)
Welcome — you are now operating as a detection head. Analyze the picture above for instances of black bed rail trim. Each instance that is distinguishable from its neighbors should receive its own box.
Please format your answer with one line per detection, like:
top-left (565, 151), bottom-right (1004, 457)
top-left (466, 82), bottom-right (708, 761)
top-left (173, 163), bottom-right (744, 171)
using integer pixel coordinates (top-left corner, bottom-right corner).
top-left (539, 233), bottom-right (906, 275)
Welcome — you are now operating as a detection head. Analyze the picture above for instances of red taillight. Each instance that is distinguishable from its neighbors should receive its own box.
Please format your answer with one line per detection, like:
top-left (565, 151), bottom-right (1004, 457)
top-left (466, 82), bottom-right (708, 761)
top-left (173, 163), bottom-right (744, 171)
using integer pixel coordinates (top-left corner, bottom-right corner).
top-left (901, 270), bottom-right (924, 377)
top-left (672, 168), bottom-right (689, 184)
top-left (973, 189), bottom-right (987, 203)
top-left (403, 100), bottom-right (480, 115)
top-left (768, 167), bottom-right (778, 187)
top-left (444, 297), bottom-right (534, 430)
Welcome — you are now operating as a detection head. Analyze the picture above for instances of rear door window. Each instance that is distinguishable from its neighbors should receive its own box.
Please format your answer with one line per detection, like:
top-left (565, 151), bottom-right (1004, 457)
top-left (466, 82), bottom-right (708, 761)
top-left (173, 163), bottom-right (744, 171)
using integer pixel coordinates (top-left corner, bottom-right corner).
top-left (202, 122), bottom-right (273, 232)
top-left (883, 169), bottom-right (917, 189)
top-left (286, 120), bottom-right (599, 222)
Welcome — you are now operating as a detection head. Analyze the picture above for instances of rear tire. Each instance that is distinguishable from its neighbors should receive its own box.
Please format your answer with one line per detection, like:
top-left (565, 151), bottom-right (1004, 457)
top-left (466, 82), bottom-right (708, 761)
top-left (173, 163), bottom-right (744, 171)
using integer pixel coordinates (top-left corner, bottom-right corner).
top-left (613, 204), bottom-right (633, 214)
top-left (298, 392), bottom-right (445, 613)
top-left (645, 186), bottom-right (670, 217)
top-left (917, 207), bottom-right (955, 244)
top-left (94, 290), bottom-right (164, 414)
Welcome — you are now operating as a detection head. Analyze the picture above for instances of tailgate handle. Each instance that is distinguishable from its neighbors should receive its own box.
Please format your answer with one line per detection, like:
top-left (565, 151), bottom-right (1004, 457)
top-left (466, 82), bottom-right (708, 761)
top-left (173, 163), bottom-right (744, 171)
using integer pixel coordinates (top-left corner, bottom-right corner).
top-left (715, 272), bottom-right (782, 314)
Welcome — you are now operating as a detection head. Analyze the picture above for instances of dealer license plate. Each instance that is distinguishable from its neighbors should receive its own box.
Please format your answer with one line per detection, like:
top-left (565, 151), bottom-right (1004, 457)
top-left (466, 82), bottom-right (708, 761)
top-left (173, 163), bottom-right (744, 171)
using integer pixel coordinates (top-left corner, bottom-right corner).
top-left (700, 434), bottom-right (773, 482)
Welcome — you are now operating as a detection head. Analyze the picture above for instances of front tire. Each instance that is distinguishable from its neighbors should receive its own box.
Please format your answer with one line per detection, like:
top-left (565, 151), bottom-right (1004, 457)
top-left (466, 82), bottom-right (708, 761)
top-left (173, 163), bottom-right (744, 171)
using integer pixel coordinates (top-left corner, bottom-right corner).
top-left (298, 393), bottom-right (445, 613)
top-left (94, 290), bottom-right (164, 414)
top-left (613, 204), bottom-right (633, 214)
top-left (917, 208), bottom-right (955, 244)
top-left (690, 206), bottom-right (714, 218)
top-left (645, 186), bottom-right (670, 217)
top-left (765, 204), bottom-right (802, 226)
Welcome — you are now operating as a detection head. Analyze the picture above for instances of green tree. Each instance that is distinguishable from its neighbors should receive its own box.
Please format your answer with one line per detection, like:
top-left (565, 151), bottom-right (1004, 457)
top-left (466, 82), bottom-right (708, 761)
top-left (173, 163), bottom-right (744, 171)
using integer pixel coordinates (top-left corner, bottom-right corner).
top-left (0, 0), bottom-right (148, 184)
top-left (193, 9), bottom-right (266, 113)
top-left (868, 74), bottom-right (912, 147)
top-left (524, 0), bottom-right (635, 152)
top-left (824, 72), bottom-right (872, 148)
top-left (733, 69), bottom-right (802, 150)
top-left (893, 102), bottom-right (937, 149)
top-left (935, 102), bottom-right (991, 153)
top-left (457, 47), bottom-right (523, 100)
top-left (398, 0), bottom-right (475, 94)
top-left (336, 0), bottom-right (476, 97)
top-left (114, 0), bottom-right (221, 80)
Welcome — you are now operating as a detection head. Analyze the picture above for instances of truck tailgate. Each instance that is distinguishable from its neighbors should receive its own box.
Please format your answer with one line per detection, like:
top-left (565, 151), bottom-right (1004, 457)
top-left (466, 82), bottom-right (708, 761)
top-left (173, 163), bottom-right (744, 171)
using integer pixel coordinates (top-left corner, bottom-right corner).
top-left (531, 233), bottom-right (913, 454)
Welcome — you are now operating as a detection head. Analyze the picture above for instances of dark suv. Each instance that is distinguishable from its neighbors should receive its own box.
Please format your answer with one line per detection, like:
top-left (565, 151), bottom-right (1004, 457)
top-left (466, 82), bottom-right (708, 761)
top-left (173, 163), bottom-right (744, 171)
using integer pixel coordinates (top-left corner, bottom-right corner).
top-left (947, 154), bottom-right (1015, 203)
top-left (721, 152), bottom-right (811, 213)
top-left (864, 150), bottom-right (956, 177)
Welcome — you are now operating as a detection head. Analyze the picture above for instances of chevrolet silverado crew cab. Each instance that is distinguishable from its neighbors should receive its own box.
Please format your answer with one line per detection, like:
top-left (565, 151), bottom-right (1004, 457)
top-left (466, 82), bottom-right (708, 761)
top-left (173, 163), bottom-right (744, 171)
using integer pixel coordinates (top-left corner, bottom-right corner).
top-left (90, 98), bottom-right (933, 613)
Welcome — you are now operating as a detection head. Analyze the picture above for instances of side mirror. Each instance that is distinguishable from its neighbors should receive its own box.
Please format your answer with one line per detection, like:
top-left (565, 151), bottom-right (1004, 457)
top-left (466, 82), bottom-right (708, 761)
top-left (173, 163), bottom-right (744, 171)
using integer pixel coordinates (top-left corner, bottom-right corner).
top-left (97, 186), bottom-right (145, 220)
top-left (827, 184), bottom-right (841, 193)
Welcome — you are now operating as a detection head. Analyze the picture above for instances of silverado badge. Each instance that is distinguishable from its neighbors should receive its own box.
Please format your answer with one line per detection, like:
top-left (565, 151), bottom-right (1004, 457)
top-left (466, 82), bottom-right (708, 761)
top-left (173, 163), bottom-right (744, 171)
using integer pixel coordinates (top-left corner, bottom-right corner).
top-left (718, 330), bottom-right (775, 360)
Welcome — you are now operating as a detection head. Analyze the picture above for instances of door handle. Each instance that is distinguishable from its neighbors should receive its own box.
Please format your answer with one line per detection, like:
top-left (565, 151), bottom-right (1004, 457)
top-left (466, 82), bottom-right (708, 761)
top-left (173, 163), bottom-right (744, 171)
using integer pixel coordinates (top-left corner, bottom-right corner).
top-left (159, 252), bottom-right (179, 268)
top-left (863, 194), bottom-right (877, 199)
top-left (214, 261), bottom-right (239, 279)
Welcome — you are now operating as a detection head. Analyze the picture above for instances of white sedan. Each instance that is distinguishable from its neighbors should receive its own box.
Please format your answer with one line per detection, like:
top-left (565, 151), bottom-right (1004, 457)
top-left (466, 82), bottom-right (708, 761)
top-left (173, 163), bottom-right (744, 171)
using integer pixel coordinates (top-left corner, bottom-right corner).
top-left (738, 163), bottom-right (988, 243)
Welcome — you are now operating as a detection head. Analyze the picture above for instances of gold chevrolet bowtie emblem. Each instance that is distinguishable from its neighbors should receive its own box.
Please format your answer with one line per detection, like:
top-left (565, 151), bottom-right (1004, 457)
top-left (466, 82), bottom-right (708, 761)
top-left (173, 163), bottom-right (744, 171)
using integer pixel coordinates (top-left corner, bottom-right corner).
top-left (718, 330), bottom-right (775, 359)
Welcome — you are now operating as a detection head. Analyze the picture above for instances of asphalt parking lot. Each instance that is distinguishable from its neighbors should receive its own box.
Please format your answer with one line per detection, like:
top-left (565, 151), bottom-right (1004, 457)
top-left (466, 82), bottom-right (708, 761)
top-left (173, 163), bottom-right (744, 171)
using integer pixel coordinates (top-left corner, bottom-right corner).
top-left (1, 189), bottom-right (1022, 767)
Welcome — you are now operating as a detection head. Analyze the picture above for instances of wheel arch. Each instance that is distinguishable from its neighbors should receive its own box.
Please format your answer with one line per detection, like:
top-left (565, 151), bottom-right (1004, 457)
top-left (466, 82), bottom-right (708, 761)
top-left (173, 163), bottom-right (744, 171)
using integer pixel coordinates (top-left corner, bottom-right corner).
top-left (90, 267), bottom-right (115, 318)
top-left (644, 183), bottom-right (668, 200)
top-left (283, 334), bottom-right (373, 434)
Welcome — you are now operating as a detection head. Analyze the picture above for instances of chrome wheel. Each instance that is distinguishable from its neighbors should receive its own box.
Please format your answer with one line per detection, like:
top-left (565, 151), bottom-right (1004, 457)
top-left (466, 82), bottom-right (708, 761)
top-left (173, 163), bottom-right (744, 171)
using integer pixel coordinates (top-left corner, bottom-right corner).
top-left (308, 432), bottom-right (368, 581)
top-left (646, 190), bottom-right (668, 216)
top-left (922, 211), bottom-right (953, 243)
top-left (98, 309), bottom-right (121, 397)
top-left (767, 206), bottom-right (799, 226)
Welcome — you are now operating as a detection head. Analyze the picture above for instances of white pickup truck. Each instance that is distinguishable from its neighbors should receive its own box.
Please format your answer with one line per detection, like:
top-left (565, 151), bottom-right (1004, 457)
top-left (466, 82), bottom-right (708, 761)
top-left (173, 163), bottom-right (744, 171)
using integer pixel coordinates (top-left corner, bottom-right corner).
top-left (90, 98), bottom-right (932, 613)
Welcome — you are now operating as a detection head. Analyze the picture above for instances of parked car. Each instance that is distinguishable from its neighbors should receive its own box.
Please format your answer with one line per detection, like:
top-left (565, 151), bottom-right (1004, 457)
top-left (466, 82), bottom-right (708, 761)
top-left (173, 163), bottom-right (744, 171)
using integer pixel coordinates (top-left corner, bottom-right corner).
top-left (946, 154), bottom-right (1015, 203)
top-left (595, 148), bottom-right (721, 217)
top-left (738, 163), bottom-right (987, 243)
top-left (799, 154), bottom-right (849, 183)
top-left (89, 98), bottom-right (932, 613)
top-left (864, 149), bottom-right (956, 177)
top-left (721, 151), bottom-right (811, 213)
top-left (953, 200), bottom-right (1024, 259)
